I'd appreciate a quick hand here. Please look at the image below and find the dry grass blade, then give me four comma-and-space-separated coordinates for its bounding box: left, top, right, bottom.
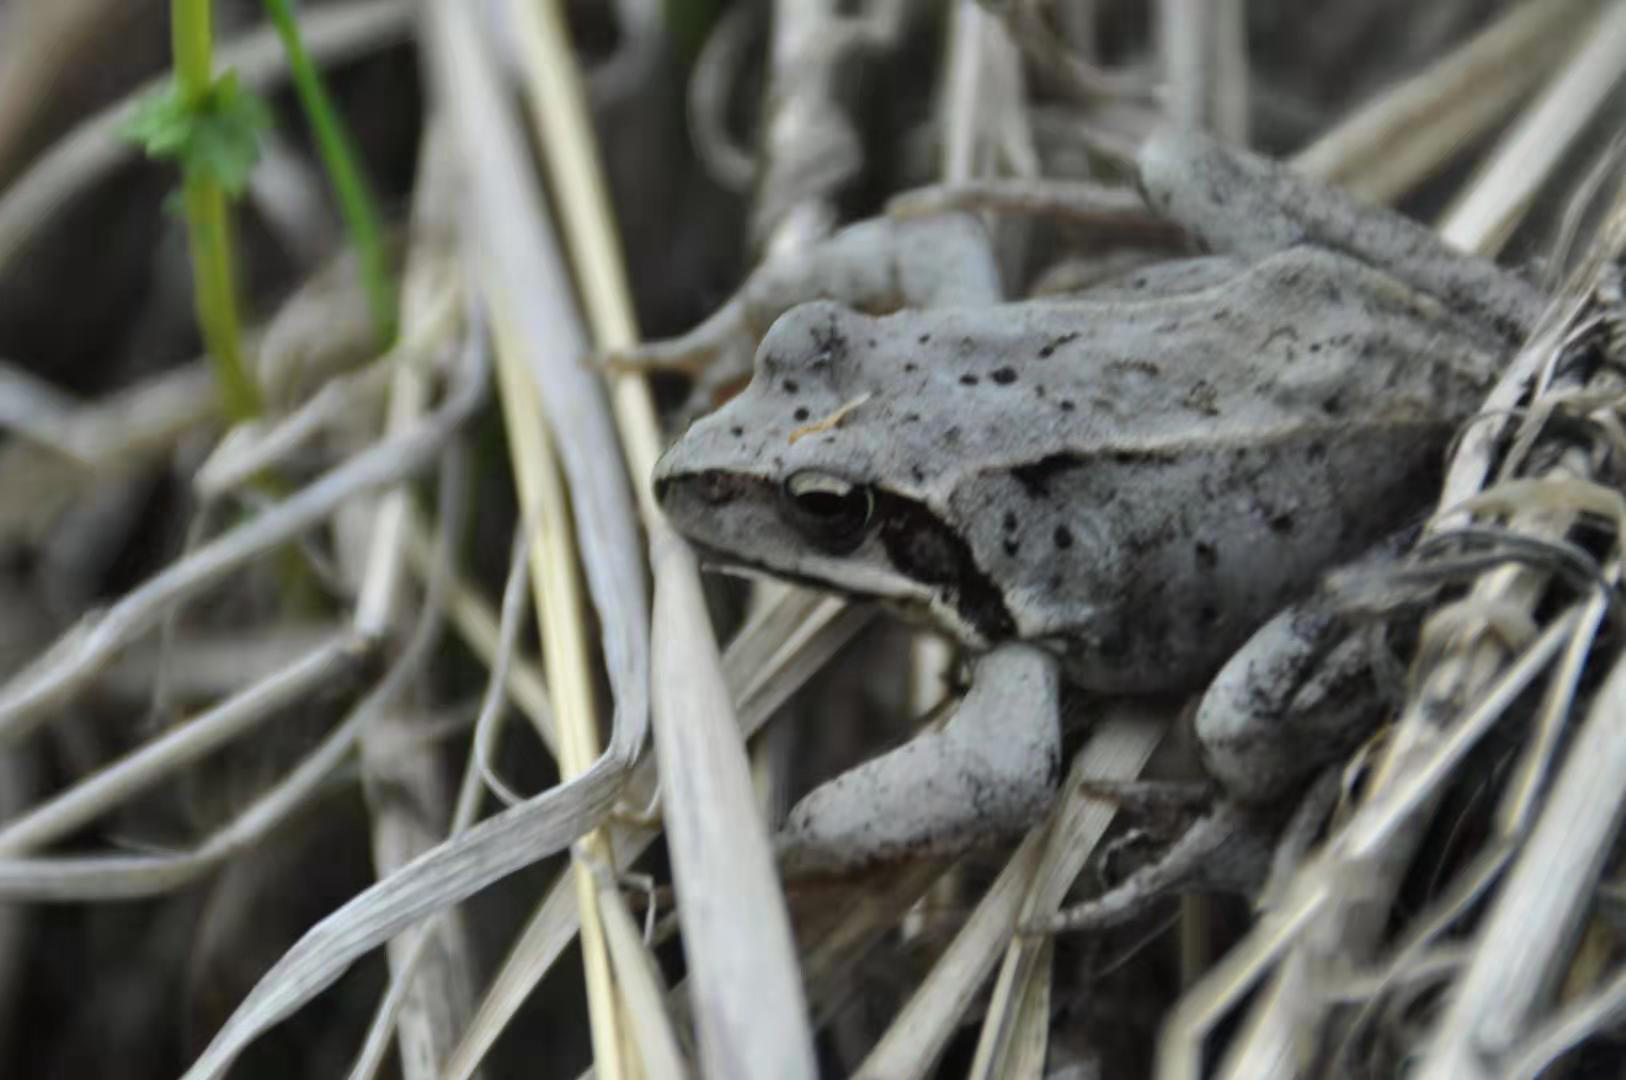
346, 132, 481, 1079
848, 711, 1164, 1080
0, 357, 214, 466
1156, 0, 1248, 143
487, 223, 628, 1078
1438, 0, 1626, 253
968, 708, 1168, 1077
401, 507, 556, 752
1418, 631, 1626, 1076
1291, 0, 1602, 201
0, 321, 485, 743
420, 0, 649, 796
854, 833, 1048, 1080
513, 0, 821, 1073
419, 6, 665, 1073
0, 632, 360, 857
441, 593, 867, 1080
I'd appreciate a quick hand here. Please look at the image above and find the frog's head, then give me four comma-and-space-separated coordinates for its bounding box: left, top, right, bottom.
654, 300, 1017, 647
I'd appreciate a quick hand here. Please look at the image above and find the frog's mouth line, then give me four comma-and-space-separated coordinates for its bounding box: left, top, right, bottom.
683, 540, 875, 601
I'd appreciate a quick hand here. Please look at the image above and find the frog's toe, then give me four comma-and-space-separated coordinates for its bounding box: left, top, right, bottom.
601, 334, 717, 378
1038, 800, 1280, 935
600, 298, 754, 380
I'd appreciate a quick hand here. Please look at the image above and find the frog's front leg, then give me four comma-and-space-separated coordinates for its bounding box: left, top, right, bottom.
1043, 592, 1397, 933
603, 213, 1002, 407
1136, 127, 1543, 337
776, 642, 1061, 877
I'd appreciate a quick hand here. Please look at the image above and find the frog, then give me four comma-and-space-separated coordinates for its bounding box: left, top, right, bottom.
637, 128, 1542, 911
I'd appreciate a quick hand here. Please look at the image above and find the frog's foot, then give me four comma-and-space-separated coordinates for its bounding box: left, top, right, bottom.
1039, 798, 1281, 935
776, 643, 1062, 878
1036, 767, 1342, 936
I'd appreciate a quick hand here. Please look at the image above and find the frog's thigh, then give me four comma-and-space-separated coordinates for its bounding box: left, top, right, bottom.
776, 642, 1061, 877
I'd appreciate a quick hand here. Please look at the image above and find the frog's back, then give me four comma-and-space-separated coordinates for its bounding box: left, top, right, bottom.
901, 246, 1510, 691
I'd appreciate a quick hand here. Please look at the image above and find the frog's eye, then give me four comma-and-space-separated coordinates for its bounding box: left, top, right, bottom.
781, 470, 875, 552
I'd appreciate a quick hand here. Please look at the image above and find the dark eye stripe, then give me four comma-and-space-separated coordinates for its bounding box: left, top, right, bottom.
875, 492, 1015, 642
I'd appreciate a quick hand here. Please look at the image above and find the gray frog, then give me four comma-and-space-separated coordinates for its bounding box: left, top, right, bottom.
641, 129, 1541, 912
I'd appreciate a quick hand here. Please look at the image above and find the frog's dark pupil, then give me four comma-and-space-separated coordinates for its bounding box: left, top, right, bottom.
781, 472, 874, 552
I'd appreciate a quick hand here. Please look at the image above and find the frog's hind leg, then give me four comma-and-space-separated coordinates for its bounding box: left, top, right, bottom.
601, 213, 1003, 410
776, 642, 1062, 877
1135, 126, 1543, 337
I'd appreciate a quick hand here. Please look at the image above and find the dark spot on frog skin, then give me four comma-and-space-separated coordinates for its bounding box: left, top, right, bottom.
1306, 440, 1327, 463
793, 406, 810, 422
910, 465, 925, 483
1309, 341, 1323, 353
730, 425, 745, 438
943, 427, 961, 446
1268, 511, 1296, 535
1198, 605, 1220, 627
918, 333, 932, 344
1036, 331, 1079, 359
1182, 380, 1220, 416
1002, 538, 1020, 557
1034, 384, 1047, 398
1320, 393, 1344, 416
1059, 399, 1076, 412
1194, 540, 1218, 567
1002, 511, 1018, 533
1108, 446, 1181, 466
867, 338, 878, 348
1108, 358, 1162, 378
783, 378, 800, 394
903, 412, 920, 423
1261, 325, 1298, 352
904, 362, 918, 373
1011, 453, 1084, 499
991, 367, 1018, 385
1054, 525, 1074, 550
960, 373, 980, 386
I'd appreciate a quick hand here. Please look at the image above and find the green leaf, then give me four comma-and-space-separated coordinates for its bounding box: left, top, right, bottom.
121, 71, 273, 196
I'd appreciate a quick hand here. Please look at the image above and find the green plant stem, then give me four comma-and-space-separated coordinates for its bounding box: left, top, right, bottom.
261, 0, 397, 345
173, 0, 214, 100
182, 172, 261, 420
171, 0, 261, 420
